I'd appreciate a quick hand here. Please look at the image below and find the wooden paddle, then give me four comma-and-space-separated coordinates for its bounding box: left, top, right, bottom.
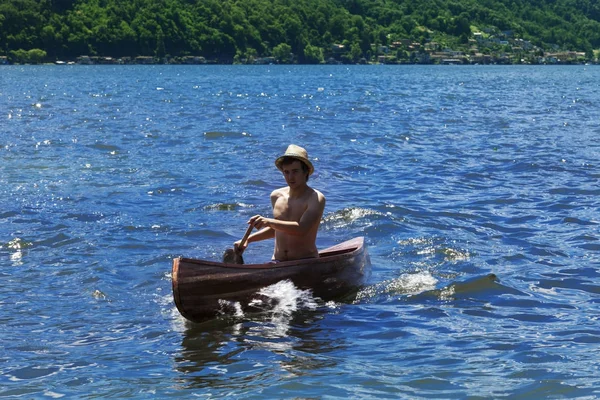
222, 223, 254, 264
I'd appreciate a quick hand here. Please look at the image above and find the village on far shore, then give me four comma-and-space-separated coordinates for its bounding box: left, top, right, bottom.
1, 29, 598, 66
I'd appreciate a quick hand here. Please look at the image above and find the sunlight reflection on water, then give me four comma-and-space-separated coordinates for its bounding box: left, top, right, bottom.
1, 65, 599, 398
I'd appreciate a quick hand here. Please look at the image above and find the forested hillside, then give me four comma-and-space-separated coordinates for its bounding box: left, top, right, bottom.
1, 0, 599, 64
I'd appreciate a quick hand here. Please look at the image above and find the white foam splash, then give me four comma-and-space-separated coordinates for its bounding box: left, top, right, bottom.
356, 271, 439, 301
439, 285, 456, 301
10, 250, 23, 265
398, 237, 471, 263
323, 207, 384, 229
398, 237, 432, 246
43, 391, 64, 399
389, 271, 438, 295
167, 280, 319, 330
245, 280, 318, 338
217, 299, 244, 318
442, 248, 471, 261
249, 279, 318, 317
8, 238, 25, 266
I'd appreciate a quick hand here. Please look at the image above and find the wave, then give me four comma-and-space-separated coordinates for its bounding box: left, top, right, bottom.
203, 202, 251, 211
203, 131, 251, 139
322, 207, 388, 230
193, 279, 321, 339
357, 273, 527, 306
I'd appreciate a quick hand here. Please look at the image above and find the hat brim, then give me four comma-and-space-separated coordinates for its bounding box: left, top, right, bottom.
275, 155, 314, 176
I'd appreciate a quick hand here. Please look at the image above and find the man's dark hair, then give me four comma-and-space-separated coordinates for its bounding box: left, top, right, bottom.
280, 157, 310, 181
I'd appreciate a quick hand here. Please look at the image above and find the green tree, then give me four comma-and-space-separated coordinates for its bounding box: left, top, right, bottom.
272, 43, 292, 63
40, 25, 58, 58
28, 48, 47, 63
9, 49, 28, 63
116, 21, 137, 57
0, 0, 597, 63
350, 42, 362, 62
156, 25, 166, 58
9, 48, 46, 63
303, 44, 323, 63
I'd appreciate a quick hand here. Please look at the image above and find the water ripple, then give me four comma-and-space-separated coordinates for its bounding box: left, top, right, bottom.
1, 65, 600, 398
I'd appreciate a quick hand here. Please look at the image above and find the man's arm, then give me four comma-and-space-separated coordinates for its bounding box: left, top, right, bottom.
247, 227, 275, 243
251, 191, 325, 236
233, 190, 281, 252
234, 226, 274, 252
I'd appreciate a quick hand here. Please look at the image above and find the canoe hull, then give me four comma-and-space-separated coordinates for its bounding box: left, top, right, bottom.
172, 237, 370, 323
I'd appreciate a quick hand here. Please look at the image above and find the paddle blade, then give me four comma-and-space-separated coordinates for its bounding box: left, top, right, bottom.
222, 248, 244, 264
223, 224, 253, 264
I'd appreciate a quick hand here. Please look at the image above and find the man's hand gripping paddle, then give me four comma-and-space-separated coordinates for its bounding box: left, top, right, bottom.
222, 224, 253, 264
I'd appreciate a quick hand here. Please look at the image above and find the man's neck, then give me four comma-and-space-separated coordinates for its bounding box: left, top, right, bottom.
288, 184, 309, 198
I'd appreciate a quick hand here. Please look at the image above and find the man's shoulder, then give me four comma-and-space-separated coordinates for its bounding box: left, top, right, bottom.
308, 185, 324, 197
270, 187, 288, 197
308, 187, 326, 205
311, 187, 324, 197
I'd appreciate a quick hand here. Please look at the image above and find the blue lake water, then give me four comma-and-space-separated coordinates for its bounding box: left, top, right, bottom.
1, 64, 599, 398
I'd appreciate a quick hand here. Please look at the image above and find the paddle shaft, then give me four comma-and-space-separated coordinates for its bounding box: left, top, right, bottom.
238, 223, 254, 254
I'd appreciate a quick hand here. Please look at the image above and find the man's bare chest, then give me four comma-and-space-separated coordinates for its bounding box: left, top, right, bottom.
273, 197, 307, 221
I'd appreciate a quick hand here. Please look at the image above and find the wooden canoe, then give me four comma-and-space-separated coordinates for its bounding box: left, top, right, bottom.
172, 236, 371, 323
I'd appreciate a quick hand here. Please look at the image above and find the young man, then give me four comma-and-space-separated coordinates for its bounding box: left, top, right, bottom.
234, 144, 326, 261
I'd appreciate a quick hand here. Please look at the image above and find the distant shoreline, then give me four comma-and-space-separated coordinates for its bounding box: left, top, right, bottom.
2, 52, 598, 66
2, 60, 597, 66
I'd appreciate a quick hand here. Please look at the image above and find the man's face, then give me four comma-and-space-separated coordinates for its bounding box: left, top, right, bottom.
281, 160, 307, 187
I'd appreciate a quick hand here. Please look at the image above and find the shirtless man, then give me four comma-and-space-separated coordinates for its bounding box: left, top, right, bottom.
234, 144, 326, 261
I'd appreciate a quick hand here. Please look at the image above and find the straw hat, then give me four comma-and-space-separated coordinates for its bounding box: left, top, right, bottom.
275, 144, 314, 176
